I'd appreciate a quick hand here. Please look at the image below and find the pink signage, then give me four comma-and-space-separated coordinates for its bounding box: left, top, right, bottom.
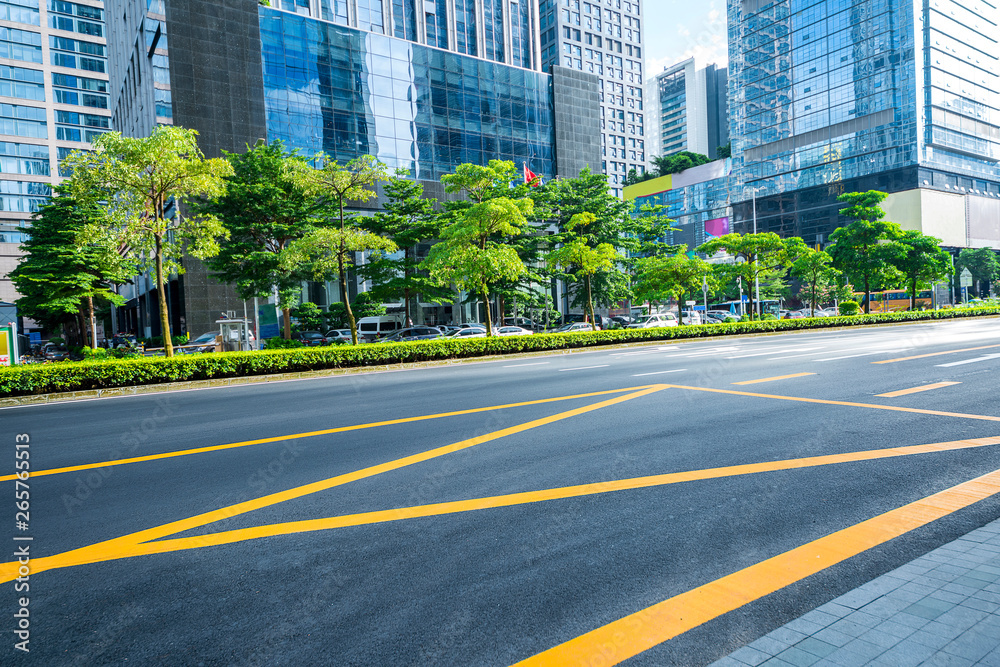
705, 217, 730, 238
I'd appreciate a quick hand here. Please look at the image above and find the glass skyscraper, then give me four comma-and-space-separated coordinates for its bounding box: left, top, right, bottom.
646, 58, 730, 160
728, 0, 1000, 249
0, 0, 110, 305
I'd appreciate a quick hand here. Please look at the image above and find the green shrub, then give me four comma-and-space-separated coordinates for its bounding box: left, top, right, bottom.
2, 306, 998, 397
263, 337, 304, 349
839, 301, 860, 316
142, 334, 189, 348
80, 347, 109, 361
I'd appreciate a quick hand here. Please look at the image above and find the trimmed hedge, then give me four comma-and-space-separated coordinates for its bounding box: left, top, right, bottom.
3, 306, 998, 397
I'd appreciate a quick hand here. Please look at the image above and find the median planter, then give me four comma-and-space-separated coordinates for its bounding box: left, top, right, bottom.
3, 306, 998, 398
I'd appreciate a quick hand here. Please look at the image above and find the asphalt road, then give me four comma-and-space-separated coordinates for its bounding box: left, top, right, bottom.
4, 317, 1000, 665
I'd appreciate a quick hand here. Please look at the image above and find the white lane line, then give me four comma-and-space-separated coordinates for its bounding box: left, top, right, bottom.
768, 350, 831, 360
610, 351, 661, 357
936, 353, 1000, 368
676, 347, 740, 357
559, 365, 611, 372
725, 347, 821, 359
503, 362, 550, 368
818, 351, 893, 362
632, 369, 687, 377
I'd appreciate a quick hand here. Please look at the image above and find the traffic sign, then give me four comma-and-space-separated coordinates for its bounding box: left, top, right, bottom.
960, 268, 973, 288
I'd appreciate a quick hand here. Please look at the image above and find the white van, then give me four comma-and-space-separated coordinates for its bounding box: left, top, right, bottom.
627, 313, 678, 329
358, 315, 404, 342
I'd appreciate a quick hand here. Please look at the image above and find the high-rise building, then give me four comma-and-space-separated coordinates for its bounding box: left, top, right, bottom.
645, 58, 729, 161
727, 0, 1000, 250
539, 0, 645, 197
0, 0, 110, 305
104, 0, 601, 336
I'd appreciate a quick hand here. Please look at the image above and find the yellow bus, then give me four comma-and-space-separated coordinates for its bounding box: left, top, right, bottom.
854, 289, 932, 312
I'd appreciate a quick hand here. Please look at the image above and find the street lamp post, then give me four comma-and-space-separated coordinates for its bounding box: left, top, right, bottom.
752, 187, 761, 317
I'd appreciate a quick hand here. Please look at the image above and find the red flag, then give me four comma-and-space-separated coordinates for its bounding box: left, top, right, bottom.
523, 163, 540, 187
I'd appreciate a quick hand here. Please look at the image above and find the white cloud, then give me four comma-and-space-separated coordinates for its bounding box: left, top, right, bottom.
644, 2, 729, 74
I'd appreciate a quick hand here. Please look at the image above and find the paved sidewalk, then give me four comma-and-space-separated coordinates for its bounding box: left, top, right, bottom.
711, 518, 1000, 667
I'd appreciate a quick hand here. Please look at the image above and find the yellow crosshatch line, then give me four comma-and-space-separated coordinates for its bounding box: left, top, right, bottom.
877, 382, 961, 398
664, 384, 1000, 422
3, 429, 999, 581
512, 466, 1000, 667
873, 343, 1000, 364
0, 386, 654, 483
732, 372, 816, 385
0, 385, 667, 583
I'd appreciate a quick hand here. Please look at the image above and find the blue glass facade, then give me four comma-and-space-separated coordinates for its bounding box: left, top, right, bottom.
626, 164, 733, 249
727, 0, 1000, 246
259, 8, 554, 182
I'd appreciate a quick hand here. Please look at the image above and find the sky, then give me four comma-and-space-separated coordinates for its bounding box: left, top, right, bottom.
643, 1, 728, 76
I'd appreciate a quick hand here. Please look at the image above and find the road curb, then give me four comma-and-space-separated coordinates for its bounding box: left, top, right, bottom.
4, 314, 996, 407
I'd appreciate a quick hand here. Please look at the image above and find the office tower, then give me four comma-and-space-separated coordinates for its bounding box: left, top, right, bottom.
728, 0, 1000, 250
104, 0, 601, 336
539, 0, 646, 197
0, 0, 110, 306
646, 58, 729, 160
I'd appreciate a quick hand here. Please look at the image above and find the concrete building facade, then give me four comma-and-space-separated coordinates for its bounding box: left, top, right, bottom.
0, 0, 111, 307
539, 0, 645, 197
645, 58, 729, 161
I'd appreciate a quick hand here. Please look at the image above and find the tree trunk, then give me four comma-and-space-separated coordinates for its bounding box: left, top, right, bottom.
746, 264, 756, 321
339, 199, 357, 345
910, 277, 917, 310
811, 275, 817, 317
482, 285, 493, 335
863, 275, 871, 314
586, 274, 596, 331
75, 309, 86, 347
404, 247, 413, 326
87, 294, 98, 349
283, 307, 291, 339
154, 234, 173, 357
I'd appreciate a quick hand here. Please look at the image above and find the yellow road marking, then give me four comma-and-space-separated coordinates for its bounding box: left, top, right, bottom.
0, 385, 666, 583
0, 387, 650, 483
873, 344, 1000, 365
6, 432, 998, 577
877, 382, 962, 398
667, 384, 1000, 422
732, 372, 816, 385
513, 466, 1000, 666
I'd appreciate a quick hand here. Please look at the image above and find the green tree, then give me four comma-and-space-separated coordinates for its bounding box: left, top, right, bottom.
423, 161, 534, 335
289, 302, 325, 331
827, 191, 904, 313
545, 167, 636, 311
546, 213, 618, 331
716, 143, 732, 159
698, 233, 803, 319
285, 154, 394, 344
634, 246, 716, 317
652, 151, 711, 176
64, 126, 233, 356
894, 231, 951, 309
355, 171, 448, 325
790, 247, 839, 316
195, 140, 323, 340
956, 247, 999, 299
10, 189, 130, 347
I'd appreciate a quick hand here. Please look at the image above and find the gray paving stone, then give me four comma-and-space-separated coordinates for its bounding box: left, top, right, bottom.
750, 636, 792, 657
769, 627, 809, 646
816, 602, 854, 619
889, 588, 933, 604
904, 602, 949, 621
839, 638, 886, 661
943, 582, 983, 598
891, 612, 931, 630
865, 639, 937, 667
774, 646, 821, 667
784, 617, 828, 637
759, 658, 796, 667
822, 646, 879, 667
972, 590, 1000, 605
813, 627, 855, 648
975, 647, 1000, 666
941, 630, 996, 663
848, 610, 887, 628
872, 619, 919, 640
861, 596, 912, 618
917, 651, 975, 666
959, 597, 999, 614
857, 627, 903, 649
795, 637, 838, 659
708, 657, 745, 667
900, 582, 941, 598
934, 606, 988, 632
800, 609, 842, 629
952, 576, 992, 590
730, 646, 772, 666
910, 627, 954, 650
828, 618, 873, 638
932, 589, 973, 604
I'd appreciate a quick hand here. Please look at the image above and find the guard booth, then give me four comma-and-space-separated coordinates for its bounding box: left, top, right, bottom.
0, 324, 17, 366
215, 318, 252, 352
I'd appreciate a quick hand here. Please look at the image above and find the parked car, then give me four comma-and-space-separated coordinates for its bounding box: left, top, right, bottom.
182, 331, 221, 353
680, 310, 703, 325
552, 321, 598, 333
446, 326, 488, 338
437, 325, 462, 334
503, 317, 540, 331
292, 331, 330, 346
781, 311, 805, 319
609, 316, 633, 327
43, 343, 70, 361
379, 326, 443, 342
358, 315, 405, 342
627, 313, 678, 328
496, 326, 534, 336
325, 329, 355, 343
563, 313, 607, 329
